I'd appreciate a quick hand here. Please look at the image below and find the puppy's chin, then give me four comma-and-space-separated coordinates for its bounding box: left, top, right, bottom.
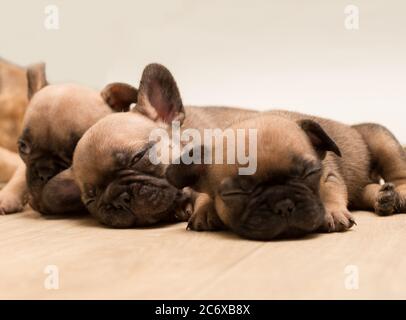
88, 172, 184, 228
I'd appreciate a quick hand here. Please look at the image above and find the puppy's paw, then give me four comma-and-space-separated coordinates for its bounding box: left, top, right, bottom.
187, 206, 224, 232
321, 206, 355, 232
0, 190, 25, 215
374, 183, 398, 216
174, 187, 196, 222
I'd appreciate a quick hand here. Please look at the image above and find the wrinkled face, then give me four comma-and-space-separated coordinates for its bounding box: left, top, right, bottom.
216, 157, 325, 240
73, 113, 187, 227
209, 116, 341, 240
166, 115, 341, 240
18, 84, 112, 214
73, 63, 190, 227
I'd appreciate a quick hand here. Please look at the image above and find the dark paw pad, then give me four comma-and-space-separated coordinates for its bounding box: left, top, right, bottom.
375, 183, 398, 216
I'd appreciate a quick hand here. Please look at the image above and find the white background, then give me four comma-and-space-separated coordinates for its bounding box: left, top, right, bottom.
1, 0, 405, 141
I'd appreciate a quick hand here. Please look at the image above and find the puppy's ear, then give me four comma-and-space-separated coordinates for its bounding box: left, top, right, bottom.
298, 119, 341, 158
26, 62, 47, 100
166, 145, 208, 189
135, 63, 185, 124
101, 82, 138, 112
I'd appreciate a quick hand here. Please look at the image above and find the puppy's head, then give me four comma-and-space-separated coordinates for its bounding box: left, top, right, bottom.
73, 63, 187, 227
18, 64, 136, 214
167, 114, 341, 240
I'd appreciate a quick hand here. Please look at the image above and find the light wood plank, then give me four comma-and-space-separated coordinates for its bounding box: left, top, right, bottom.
195, 212, 406, 299
0, 210, 405, 299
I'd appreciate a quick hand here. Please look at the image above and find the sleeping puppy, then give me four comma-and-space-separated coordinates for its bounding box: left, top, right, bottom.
0, 64, 138, 215
166, 111, 406, 240
72, 63, 257, 227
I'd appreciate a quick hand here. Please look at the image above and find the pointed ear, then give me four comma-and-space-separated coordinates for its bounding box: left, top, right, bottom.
298, 119, 341, 159
135, 63, 185, 124
27, 62, 47, 100
166, 145, 208, 189
101, 82, 138, 112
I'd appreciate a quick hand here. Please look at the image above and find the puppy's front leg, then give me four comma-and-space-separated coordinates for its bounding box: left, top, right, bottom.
172, 187, 195, 222
187, 192, 225, 231
319, 169, 355, 232
0, 161, 28, 214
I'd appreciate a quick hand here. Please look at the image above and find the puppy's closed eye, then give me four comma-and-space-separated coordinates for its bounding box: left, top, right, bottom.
220, 189, 251, 197
219, 176, 256, 198
302, 166, 322, 179
130, 143, 154, 166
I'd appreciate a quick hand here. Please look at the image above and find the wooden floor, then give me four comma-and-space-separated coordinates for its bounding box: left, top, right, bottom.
0, 209, 406, 300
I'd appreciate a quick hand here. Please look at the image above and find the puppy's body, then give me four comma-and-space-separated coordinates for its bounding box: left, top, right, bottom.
273, 111, 406, 216
183, 106, 257, 131
167, 110, 406, 240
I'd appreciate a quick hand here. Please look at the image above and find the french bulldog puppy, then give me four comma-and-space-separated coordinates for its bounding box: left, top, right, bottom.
72, 63, 257, 227
166, 111, 406, 240
0, 63, 138, 215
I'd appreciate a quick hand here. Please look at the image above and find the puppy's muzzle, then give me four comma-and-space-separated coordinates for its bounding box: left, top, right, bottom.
273, 198, 295, 217
225, 184, 325, 240
91, 171, 182, 228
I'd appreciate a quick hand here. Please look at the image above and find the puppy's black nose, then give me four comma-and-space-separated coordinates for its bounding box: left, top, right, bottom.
273, 199, 295, 216
37, 168, 54, 182
111, 192, 131, 210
